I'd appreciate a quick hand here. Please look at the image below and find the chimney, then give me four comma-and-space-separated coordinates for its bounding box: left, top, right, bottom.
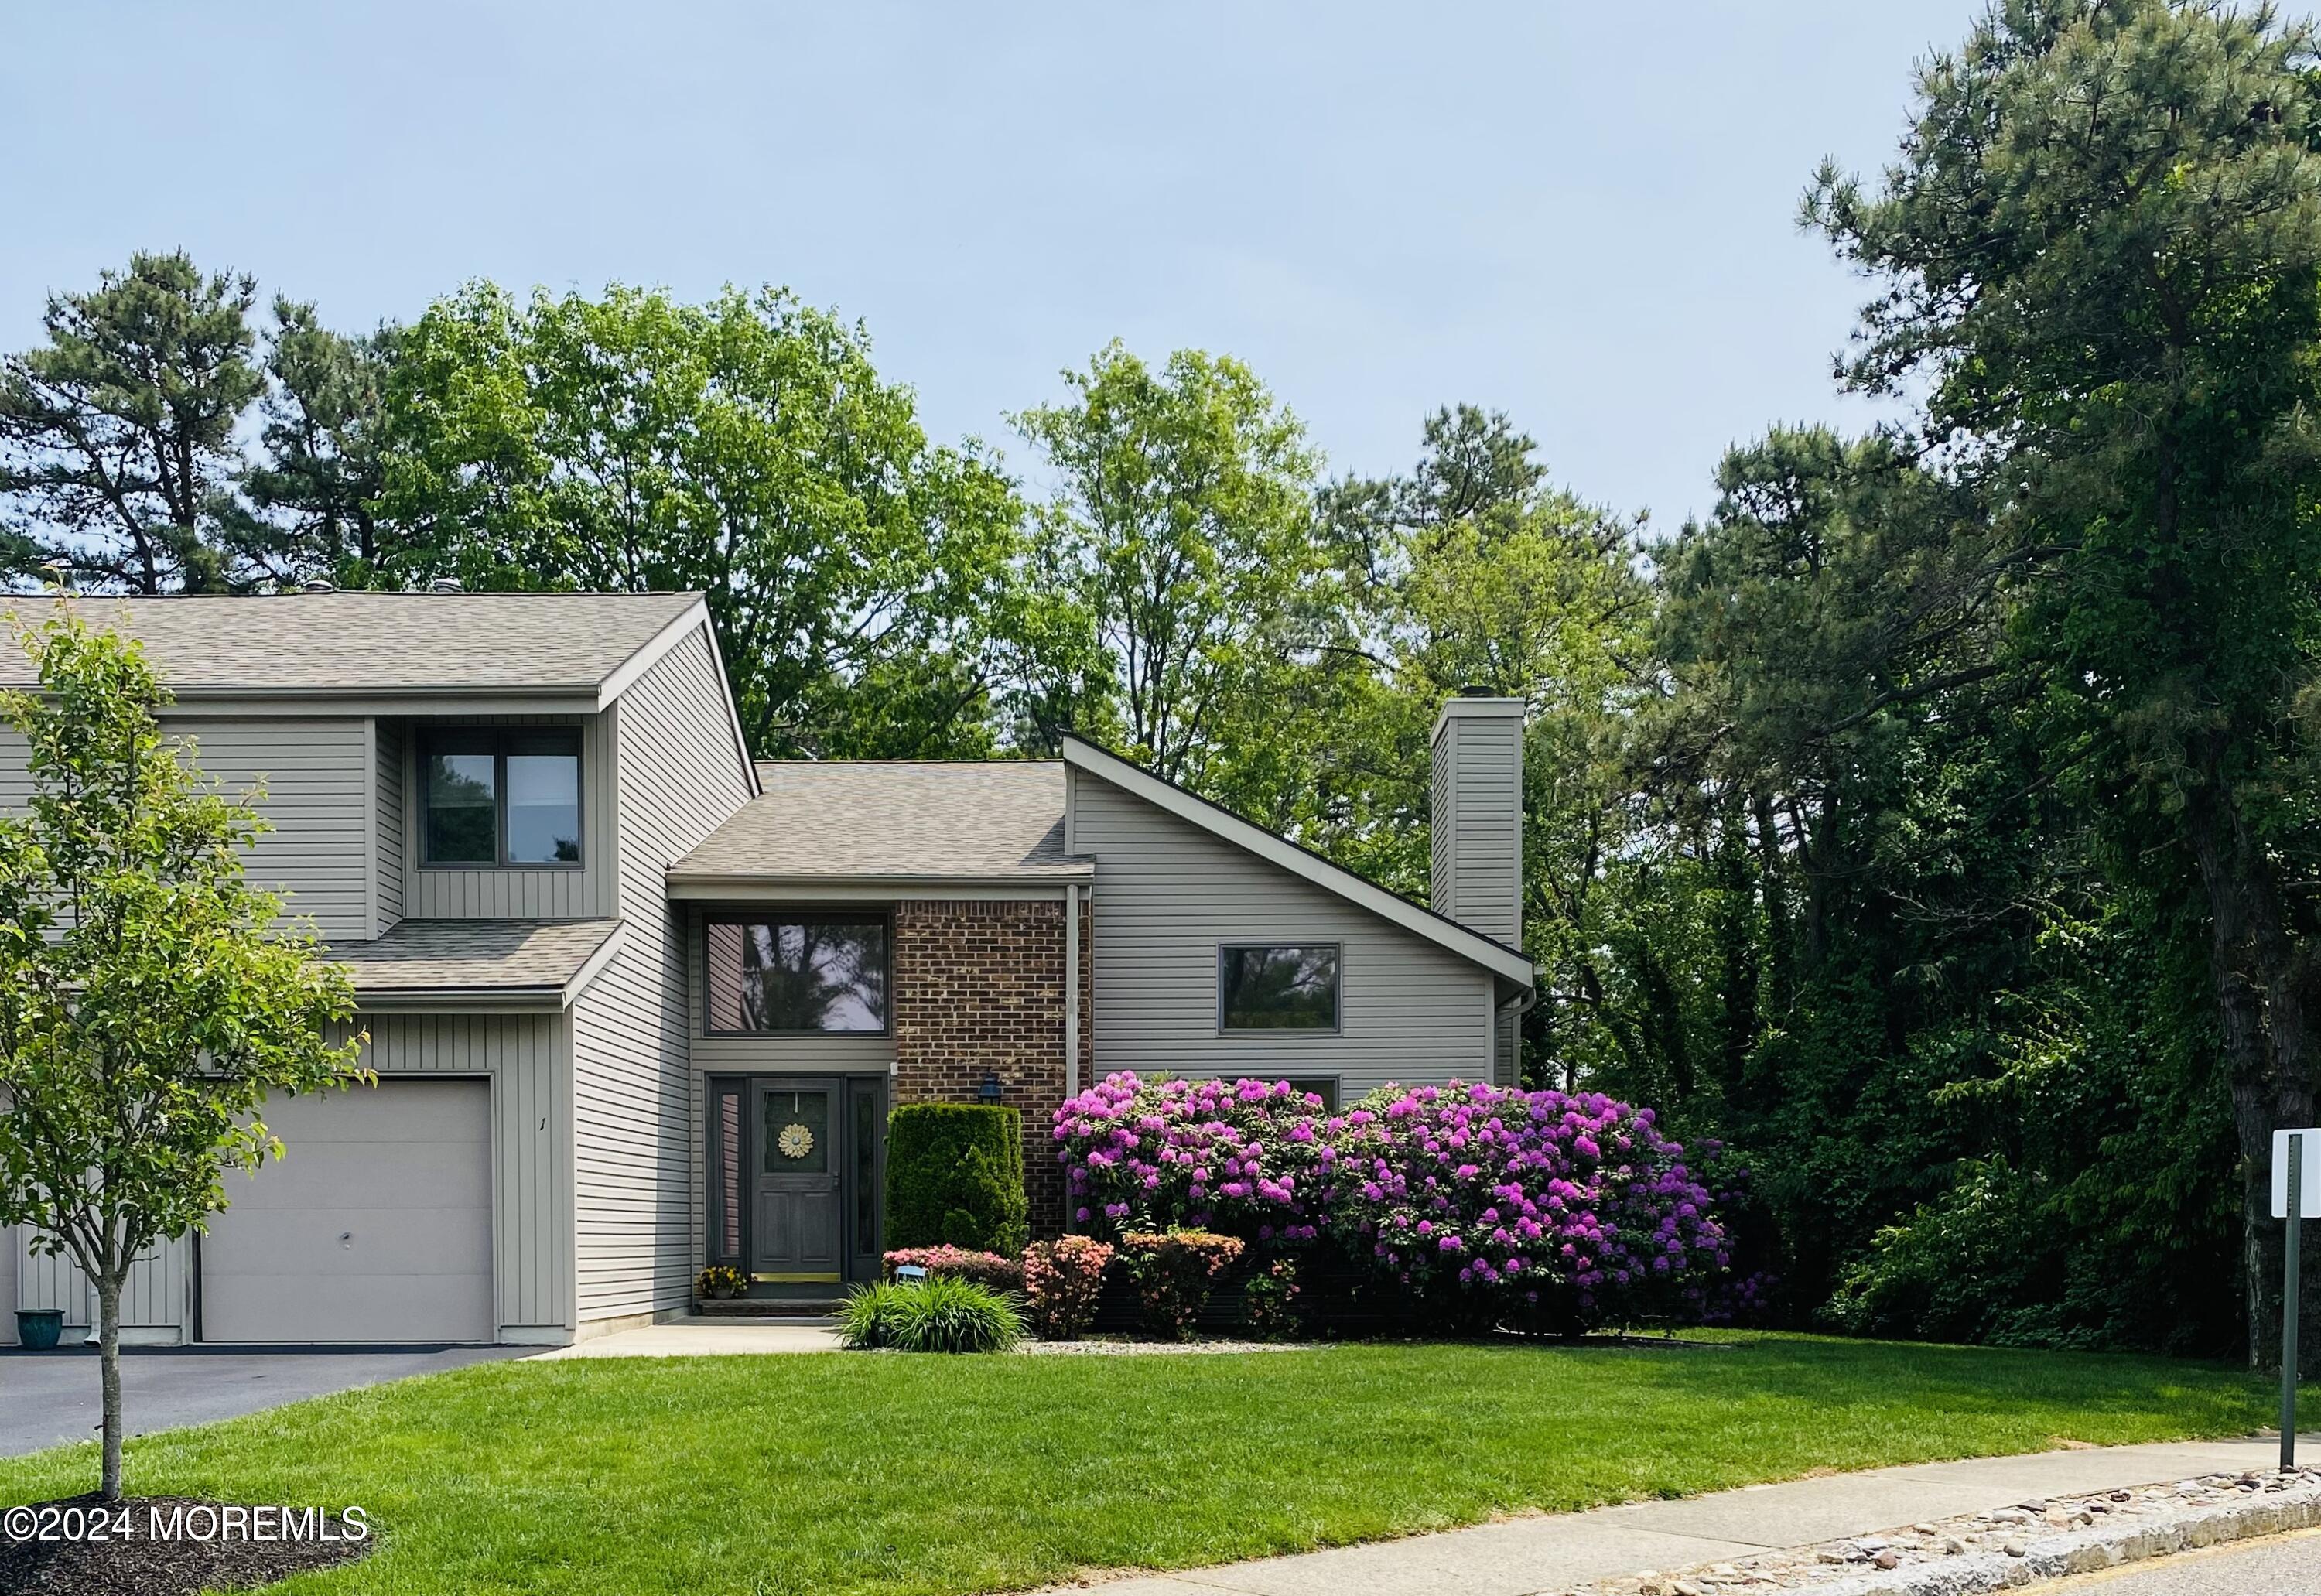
1430, 691, 1524, 948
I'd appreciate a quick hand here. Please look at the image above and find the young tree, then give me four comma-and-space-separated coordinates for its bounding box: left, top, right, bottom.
0, 252, 265, 593
0, 607, 366, 1500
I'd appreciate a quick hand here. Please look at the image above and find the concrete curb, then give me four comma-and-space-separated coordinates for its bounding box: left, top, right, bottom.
1806, 1489, 2321, 1596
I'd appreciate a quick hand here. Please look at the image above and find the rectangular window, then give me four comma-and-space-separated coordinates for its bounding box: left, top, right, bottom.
1280, 1076, 1342, 1111
706, 918, 890, 1034
1219, 944, 1341, 1034
421, 729, 582, 866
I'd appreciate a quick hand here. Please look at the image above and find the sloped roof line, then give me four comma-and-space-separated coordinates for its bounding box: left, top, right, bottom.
1059, 735, 1534, 991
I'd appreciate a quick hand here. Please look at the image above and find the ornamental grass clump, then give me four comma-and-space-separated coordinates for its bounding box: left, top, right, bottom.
1021, 1235, 1113, 1341
883, 1246, 1024, 1291
1120, 1229, 1243, 1339
840, 1276, 1024, 1352
1051, 1073, 1328, 1242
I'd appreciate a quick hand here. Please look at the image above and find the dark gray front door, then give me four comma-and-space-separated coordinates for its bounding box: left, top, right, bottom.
750, 1081, 842, 1282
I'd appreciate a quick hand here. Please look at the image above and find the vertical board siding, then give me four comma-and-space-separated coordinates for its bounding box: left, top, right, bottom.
1, 719, 371, 942
339, 1012, 569, 1331
375, 719, 405, 931
1072, 765, 1497, 1096
12, 1230, 184, 1331
403, 715, 614, 919
571, 630, 752, 1322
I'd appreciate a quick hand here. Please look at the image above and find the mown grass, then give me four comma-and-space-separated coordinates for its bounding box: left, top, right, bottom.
0, 1332, 2300, 1596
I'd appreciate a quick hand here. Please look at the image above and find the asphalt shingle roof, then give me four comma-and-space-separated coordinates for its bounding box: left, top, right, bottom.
671, 760, 1086, 883
326, 918, 622, 996
0, 592, 703, 693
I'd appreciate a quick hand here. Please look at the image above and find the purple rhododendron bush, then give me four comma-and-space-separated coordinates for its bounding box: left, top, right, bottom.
1054, 1071, 1756, 1335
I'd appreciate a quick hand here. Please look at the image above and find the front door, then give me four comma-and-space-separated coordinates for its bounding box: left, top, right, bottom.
750, 1080, 842, 1283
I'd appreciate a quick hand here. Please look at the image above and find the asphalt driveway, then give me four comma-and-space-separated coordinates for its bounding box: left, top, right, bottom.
0, 1344, 531, 1458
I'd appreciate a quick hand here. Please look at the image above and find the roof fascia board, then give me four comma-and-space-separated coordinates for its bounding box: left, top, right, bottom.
668, 877, 1081, 902
596, 600, 761, 798
353, 989, 567, 1013
559, 923, 629, 1007
159, 692, 602, 719
1059, 736, 1534, 989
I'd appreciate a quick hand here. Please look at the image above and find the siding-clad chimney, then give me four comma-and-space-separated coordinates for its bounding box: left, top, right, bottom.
1430, 692, 1524, 946
1432, 692, 1526, 1085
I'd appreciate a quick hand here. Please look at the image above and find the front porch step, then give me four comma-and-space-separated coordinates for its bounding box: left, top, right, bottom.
693, 1298, 845, 1319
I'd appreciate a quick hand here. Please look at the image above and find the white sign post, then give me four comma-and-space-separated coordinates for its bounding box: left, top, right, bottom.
2273, 1128, 2321, 1469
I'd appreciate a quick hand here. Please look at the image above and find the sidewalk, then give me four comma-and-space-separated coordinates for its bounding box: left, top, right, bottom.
528, 1317, 844, 1358
1065, 1436, 2312, 1596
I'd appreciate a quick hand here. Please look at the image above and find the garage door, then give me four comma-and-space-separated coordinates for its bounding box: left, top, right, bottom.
200, 1079, 493, 1344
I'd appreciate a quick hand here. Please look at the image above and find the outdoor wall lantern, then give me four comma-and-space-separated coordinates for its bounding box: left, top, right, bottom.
977, 1073, 1005, 1102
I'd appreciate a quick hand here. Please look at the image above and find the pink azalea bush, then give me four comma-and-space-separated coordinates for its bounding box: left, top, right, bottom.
882, 1246, 1024, 1291
1052, 1071, 1749, 1333
1020, 1235, 1113, 1340
1052, 1074, 1328, 1243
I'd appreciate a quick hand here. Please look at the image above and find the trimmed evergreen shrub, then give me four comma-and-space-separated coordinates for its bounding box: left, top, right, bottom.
886, 1102, 1029, 1254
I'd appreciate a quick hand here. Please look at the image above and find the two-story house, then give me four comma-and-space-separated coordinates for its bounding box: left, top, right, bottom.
1, 591, 1531, 1347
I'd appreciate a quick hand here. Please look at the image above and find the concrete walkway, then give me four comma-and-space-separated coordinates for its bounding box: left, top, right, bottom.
528, 1317, 844, 1358
1071, 1436, 2313, 1596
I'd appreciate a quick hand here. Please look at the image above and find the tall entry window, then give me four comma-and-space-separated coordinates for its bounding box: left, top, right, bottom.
706, 917, 890, 1034
422, 730, 583, 866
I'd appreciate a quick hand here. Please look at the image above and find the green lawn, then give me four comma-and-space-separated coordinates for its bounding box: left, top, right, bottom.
0, 1333, 2301, 1596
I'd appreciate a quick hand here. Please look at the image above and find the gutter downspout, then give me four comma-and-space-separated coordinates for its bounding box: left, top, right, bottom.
1063, 883, 1081, 1101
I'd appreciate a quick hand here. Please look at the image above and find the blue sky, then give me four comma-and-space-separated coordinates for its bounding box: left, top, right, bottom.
1, 3, 1984, 528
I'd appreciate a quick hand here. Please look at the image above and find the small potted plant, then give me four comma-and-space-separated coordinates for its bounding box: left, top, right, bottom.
696, 1265, 748, 1301
14, 1307, 65, 1351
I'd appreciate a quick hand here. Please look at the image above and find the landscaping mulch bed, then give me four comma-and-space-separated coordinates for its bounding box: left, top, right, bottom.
1018, 1336, 1323, 1355
0, 1494, 371, 1595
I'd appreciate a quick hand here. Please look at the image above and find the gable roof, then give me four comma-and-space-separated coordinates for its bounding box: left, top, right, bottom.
1061, 735, 1534, 992
668, 760, 1088, 888
0, 590, 706, 696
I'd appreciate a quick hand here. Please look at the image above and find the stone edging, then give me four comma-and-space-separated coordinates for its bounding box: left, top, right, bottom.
1600, 1468, 2321, 1596
1810, 1487, 2321, 1594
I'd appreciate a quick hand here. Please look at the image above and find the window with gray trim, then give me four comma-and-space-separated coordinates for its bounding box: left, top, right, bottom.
1219, 944, 1341, 1033
706, 917, 890, 1034
422, 729, 582, 866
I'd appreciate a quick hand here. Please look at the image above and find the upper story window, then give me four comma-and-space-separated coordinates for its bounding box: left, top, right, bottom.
422, 729, 583, 867
706, 916, 890, 1034
1219, 943, 1341, 1034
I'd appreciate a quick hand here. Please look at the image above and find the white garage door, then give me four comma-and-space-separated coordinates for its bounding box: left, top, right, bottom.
200, 1079, 494, 1344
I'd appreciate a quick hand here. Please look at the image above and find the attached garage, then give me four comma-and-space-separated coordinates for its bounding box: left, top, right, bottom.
199, 1079, 494, 1345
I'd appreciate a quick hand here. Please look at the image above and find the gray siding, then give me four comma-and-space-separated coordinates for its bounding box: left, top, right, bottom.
374, 719, 405, 931
12, 1229, 186, 1333
345, 1013, 571, 1333
402, 715, 615, 919
0, 718, 372, 942
1072, 766, 1497, 1098
1428, 707, 1523, 946
0, 1225, 12, 1343
570, 630, 752, 1323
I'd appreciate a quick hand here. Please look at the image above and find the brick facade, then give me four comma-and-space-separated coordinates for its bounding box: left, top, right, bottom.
891, 895, 1094, 1235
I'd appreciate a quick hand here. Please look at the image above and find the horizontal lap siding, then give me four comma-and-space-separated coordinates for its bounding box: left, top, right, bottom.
173, 719, 372, 942
1, 719, 371, 943
337, 1013, 569, 1332
573, 631, 751, 1323
1073, 767, 1495, 1099
1438, 713, 1523, 945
